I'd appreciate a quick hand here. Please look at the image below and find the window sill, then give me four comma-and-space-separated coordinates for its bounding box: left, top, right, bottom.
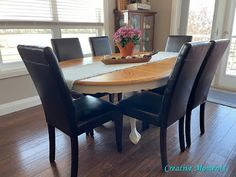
0, 53, 91, 80
0, 65, 28, 79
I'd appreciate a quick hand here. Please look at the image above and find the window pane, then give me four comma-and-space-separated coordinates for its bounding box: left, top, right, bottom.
0, 0, 105, 65
187, 0, 215, 41
0, 0, 52, 21
56, 0, 104, 23
61, 29, 100, 55
0, 29, 52, 63
226, 10, 236, 76
0, 0, 104, 23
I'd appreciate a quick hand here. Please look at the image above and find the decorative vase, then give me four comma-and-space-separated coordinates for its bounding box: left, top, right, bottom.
117, 41, 134, 57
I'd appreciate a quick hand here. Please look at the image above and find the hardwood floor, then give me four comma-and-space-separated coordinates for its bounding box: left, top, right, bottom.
1, 102, 236, 177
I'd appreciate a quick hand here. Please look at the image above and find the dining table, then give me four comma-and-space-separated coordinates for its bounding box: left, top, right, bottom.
60, 52, 178, 144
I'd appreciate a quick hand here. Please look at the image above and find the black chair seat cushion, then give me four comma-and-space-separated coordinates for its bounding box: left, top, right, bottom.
87, 92, 108, 98
150, 86, 166, 95
74, 95, 118, 122
119, 92, 163, 126
71, 90, 84, 99
71, 89, 108, 99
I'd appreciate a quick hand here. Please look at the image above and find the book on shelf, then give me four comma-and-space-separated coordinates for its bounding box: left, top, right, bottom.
127, 3, 151, 10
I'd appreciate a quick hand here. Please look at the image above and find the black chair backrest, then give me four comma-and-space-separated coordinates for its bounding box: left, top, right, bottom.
165, 35, 192, 52
161, 42, 211, 128
188, 39, 230, 109
89, 36, 112, 56
51, 38, 83, 61
17, 45, 76, 136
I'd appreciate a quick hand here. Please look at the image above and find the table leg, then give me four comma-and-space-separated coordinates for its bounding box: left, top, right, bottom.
129, 118, 141, 144
123, 92, 141, 144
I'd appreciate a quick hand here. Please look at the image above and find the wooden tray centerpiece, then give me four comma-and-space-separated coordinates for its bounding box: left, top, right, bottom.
101, 52, 158, 65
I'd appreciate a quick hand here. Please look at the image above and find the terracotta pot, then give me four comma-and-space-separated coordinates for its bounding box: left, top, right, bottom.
117, 42, 134, 57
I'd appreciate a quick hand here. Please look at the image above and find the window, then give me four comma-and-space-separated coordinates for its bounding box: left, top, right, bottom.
0, 0, 104, 65
186, 0, 215, 41
226, 10, 236, 76
56, 0, 104, 23
61, 28, 102, 55
0, 29, 52, 63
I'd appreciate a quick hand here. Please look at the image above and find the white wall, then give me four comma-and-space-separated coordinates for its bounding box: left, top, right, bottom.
0, 75, 37, 105
150, 0, 172, 50
104, 0, 116, 50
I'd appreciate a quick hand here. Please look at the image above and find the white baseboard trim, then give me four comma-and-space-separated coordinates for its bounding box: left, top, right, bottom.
0, 96, 41, 117
210, 87, 236, 95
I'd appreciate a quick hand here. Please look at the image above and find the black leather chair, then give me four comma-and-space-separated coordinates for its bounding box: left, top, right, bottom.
165, 35, 193, 52
142, 35, 193, 131
89, 36, 112, 56
119, 41, 211, 170
17, 45, 123, 177
89, 36, 122, 102
185, 39, 230, 147
51, 38, 84, 61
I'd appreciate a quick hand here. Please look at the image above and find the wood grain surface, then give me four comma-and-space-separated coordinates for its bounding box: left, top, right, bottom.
60, 55, 177, 86
1, 102, 236, 177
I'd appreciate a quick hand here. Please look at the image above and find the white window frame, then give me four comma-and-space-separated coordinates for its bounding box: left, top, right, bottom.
170, 0, 236, 90
0, 0, 107, 78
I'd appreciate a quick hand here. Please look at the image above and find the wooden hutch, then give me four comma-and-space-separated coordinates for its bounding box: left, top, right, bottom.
114, 10, 157, 52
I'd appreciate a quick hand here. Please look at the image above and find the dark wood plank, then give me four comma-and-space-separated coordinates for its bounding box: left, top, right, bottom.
0, 102, 236, 177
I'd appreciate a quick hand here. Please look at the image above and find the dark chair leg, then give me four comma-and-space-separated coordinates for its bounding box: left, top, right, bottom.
86, 129, 94, 137
179, 117, 185, 152
89, 129, 94, 137
109, 94, 115, 103
200, 103, 206, 135
117, 93, 122, 102
70, 136, 79, 177
185, 110, 192, 147
142, 121, 150, 131
114, 116, 123, 152
48, 124, 55, 162
160, 128, 168, 171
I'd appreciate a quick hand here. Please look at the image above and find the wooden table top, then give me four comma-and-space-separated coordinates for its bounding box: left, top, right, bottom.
59, 54, 177, 86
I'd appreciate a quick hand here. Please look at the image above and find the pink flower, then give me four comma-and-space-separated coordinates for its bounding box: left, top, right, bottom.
113, 26, 142, 47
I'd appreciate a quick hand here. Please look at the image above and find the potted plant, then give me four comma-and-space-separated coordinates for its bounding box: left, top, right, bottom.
113, 26, 142, 57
